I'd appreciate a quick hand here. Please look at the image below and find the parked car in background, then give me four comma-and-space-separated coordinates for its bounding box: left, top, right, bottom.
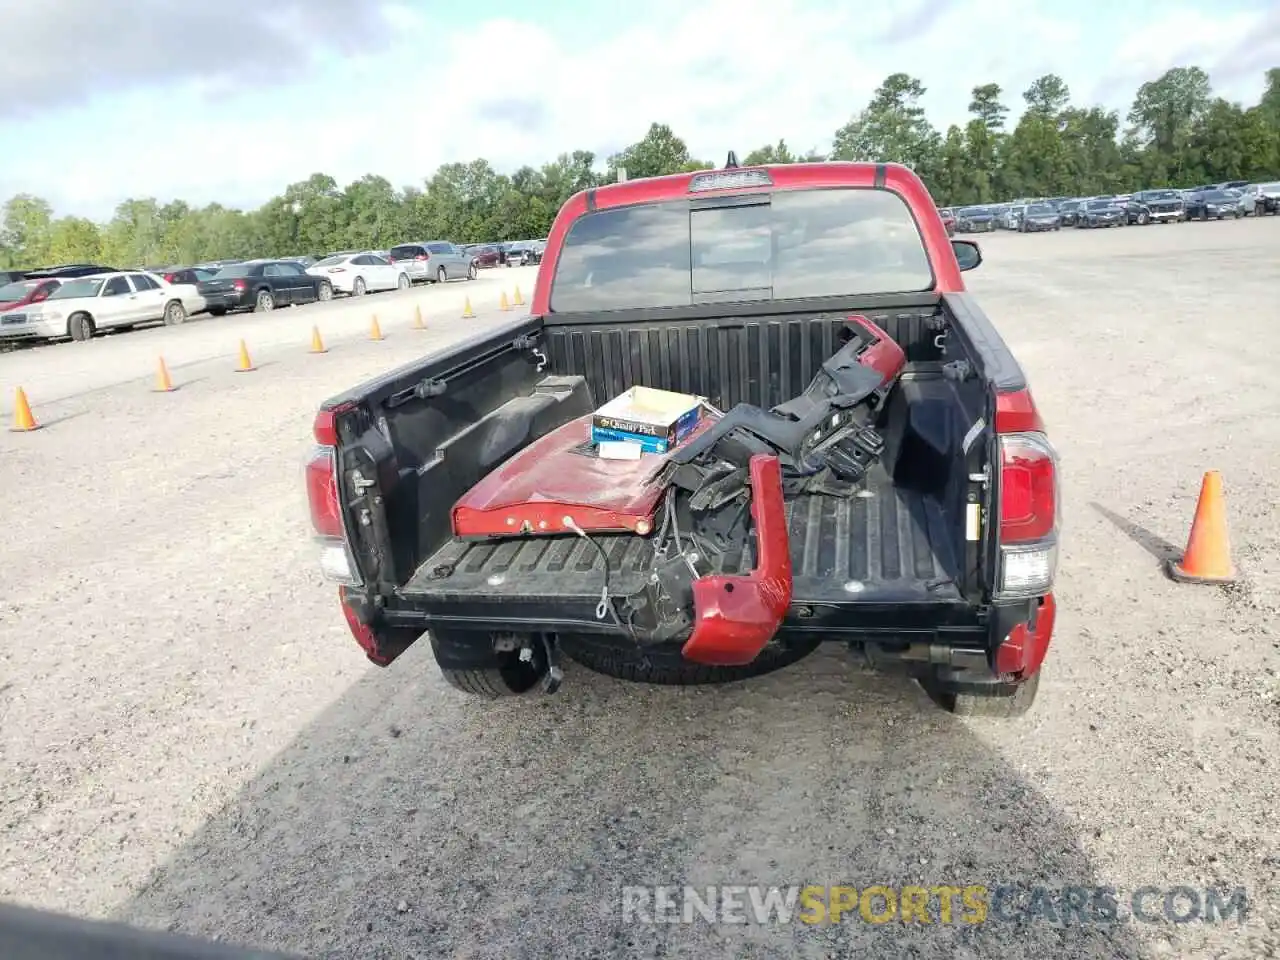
196, 259, 335, 315
306, 252, 411, 296
1221, 188, 1251, 217
505, 241, 544, 266
0, 270, 30, 285
0, 278, 63, 341
936, 207, 956, 236
1183, 189, 1242, 221
463, 244, 502, 268
162, 266, 219, 286
1019, 203, 1061, 232
1244, 181, 1280, 215
998, 204, 1026, 230
1077, 198, 1125, 228
956, 206, 996, 232
1125, 189, 1185, 224
387, 241, 478, 284
1056, 199, 1084, 227
11, 271, 196, 341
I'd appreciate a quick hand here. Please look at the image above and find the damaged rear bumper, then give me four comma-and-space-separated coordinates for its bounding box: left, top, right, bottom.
680, 455, 793, 666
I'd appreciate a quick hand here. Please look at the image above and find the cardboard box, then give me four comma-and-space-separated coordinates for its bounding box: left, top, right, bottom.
591, 386, 704, 455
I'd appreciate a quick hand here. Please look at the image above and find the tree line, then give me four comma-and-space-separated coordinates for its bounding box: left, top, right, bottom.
2, 65, 1277, 271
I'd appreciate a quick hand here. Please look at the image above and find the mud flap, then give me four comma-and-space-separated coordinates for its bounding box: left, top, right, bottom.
680, 455, 794, 667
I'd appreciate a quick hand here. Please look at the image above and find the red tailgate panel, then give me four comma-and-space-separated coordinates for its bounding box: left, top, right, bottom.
451, 414, 714, 538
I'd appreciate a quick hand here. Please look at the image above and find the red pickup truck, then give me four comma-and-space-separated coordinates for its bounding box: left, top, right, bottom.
306, 160, 1060, 718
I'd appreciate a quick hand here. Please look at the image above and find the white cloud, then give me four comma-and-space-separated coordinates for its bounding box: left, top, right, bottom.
5, 0, 1274, 219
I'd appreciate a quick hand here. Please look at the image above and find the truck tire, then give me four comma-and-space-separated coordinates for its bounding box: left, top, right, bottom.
921, 668, 1042, 718
558, 634, 823, 686
430, 630, 546, 697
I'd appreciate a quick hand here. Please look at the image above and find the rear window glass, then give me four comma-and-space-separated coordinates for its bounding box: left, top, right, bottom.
314, 256, 346, 268
214, 263, 258, 278
390, 246, 423, 258
550, 188, 933, 313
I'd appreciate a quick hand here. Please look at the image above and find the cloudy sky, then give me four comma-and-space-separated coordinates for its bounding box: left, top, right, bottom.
1, 0, 1276, 219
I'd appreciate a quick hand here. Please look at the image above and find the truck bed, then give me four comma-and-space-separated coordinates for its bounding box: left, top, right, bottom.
400, 464, 964, 610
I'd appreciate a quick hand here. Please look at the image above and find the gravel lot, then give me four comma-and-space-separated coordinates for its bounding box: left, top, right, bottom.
1, 223, 1278, 960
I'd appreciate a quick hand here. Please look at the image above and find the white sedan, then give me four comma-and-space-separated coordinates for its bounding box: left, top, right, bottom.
12, 271, 200, 342
306, 252, 411, 296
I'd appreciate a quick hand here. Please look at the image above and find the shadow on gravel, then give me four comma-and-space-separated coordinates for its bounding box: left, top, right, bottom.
116, 647, 1147, 960
1091, 501, 1180, 565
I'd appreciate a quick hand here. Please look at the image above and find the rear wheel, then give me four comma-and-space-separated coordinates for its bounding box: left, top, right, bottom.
352, 277, 366, 297
397, 272, 410, 290
317, 281, 333, 302
255, 289, 274, 312
1138, 211, 1149, 225
430, 630, 547, 697
436, 266, 447, 284
558, 633, 823, 686
922, 669, 1042, 718
67, 312, 95, 341
467, 262, 478, 280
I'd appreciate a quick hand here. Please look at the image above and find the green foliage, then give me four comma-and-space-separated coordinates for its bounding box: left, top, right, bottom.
1, 65, 1277, 270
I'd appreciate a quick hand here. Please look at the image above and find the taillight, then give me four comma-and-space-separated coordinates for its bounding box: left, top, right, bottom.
232, 279, 246, 291
164, 273, 176, 283
1000, 433, 1057, 542
305, 447, 343, 539
415, 253, 428, 261
305, 409, 361, 586
993, 390, 1059, 600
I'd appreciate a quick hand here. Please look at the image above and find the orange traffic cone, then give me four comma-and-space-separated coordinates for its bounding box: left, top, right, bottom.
513, 285, 524, 306
1166, 471, 1237, 584
153, 356, 175, 392
369, 315, 384, 341
412, 305, 426, 330
500, 291, 511, 311
309, 326, 327, 353
462, 297, 475, 319
9, 386, 39, 432
235, 339, 255, 372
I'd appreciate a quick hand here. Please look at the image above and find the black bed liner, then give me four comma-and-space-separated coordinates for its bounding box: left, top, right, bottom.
400, 466, 964, 610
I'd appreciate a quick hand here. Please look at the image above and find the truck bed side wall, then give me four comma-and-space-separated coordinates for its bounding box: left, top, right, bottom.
334, 317, 592, 588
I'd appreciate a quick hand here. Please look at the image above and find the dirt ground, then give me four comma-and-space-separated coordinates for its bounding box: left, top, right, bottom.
0, 222, 1277, 960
